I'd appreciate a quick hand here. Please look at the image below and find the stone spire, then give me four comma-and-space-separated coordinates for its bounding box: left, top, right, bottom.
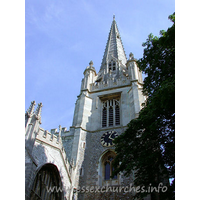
99, 16, 127, 73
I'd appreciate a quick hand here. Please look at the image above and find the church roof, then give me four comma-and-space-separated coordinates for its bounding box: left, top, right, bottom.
99, 16, 127, 72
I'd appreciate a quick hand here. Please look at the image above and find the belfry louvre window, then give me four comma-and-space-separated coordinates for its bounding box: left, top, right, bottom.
115, 103, 120, 125
108, 61, 116, 71
109, 106, 113, 126
102, 105, 107, 127
102, 99, 120, 127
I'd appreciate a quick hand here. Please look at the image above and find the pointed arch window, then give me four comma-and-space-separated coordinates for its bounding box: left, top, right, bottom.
105, 162, 110, 180
102, 102, 107, 127
115, 102, 120, 125
103, 154, 117, 180
109, 106, 113, 126
102, 99, 120, 127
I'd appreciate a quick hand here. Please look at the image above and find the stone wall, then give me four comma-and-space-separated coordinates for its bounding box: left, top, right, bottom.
75, 127, 135, 200
25, 121, 73, 200
31, 140, 73, 199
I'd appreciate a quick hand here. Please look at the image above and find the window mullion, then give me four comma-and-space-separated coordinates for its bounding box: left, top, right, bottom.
107, 100, 109, 127
113, 100, 116, 126
110, 161, 112, 180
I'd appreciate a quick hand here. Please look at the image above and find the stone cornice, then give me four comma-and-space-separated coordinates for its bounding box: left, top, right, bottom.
69, 125, 128, 133
90, 83, 132, 93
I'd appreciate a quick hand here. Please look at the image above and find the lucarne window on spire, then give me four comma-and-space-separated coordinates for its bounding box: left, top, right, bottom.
108, 61, 116, 71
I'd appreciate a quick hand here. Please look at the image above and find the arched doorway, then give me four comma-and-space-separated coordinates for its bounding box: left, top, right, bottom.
30, 163, 63, 200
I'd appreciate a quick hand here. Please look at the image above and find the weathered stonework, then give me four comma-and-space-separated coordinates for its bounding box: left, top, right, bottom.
25, 17, 148, 200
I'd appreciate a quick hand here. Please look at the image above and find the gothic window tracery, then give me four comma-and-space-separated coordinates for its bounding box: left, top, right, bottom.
102, 102, 107, 127
115, 103, 120, 125
102, 99, 120, 127
102, 152, 117, 180
109, 106, 113, 126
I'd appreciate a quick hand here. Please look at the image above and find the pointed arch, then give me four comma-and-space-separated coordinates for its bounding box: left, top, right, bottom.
97, 150, 120, 186
101, 98, 120, 128
30, 163, 64, 200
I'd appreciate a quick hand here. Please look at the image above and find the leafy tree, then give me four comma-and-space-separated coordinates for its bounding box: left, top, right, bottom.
113, 13, 175, 200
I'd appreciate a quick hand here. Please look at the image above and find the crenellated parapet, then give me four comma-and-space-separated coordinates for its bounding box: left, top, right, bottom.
50, 126, 69, 135
25, 102, 73, 200
25, 102, 70, 164
35, 126, 72, 175
91, 76, 131, 92
25, 101, 73, 186
36, 128, 62, 150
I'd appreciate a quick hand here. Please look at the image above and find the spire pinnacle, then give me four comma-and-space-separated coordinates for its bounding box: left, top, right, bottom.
34, 102, 43, 124
35, 103, 43, 117
113, 14, 115, 20
89, 60, 93, 67
26, 101, 36, 115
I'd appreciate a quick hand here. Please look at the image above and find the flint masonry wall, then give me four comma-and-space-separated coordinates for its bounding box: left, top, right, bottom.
76, 127, 135, 200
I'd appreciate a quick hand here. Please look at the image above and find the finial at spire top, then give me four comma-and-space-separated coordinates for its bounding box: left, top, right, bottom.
113, 14, 115, 20
89, 60, 93, 66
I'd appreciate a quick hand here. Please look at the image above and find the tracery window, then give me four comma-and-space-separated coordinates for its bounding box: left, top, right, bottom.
102, 99, 120, 127
102, 106, 107, 127
115, 103, 120, 125
30, 164, 63, 200
109, 106, 113, 126
103, 153, 117, 180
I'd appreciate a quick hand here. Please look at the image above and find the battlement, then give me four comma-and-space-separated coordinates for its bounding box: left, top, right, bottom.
36, 128, 60, 148
36, 127, 72, 174
91, 77, 131, 92
50, 127, 69, 135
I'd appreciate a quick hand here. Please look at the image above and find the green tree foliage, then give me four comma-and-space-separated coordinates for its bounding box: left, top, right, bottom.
113, 13, 175, 200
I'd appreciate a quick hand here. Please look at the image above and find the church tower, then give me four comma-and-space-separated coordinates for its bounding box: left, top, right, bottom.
66, 16, 146, 199
25, 16, 148, 200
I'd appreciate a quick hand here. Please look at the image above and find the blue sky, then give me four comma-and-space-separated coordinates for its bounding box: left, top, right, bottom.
25, 0, 175, 131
